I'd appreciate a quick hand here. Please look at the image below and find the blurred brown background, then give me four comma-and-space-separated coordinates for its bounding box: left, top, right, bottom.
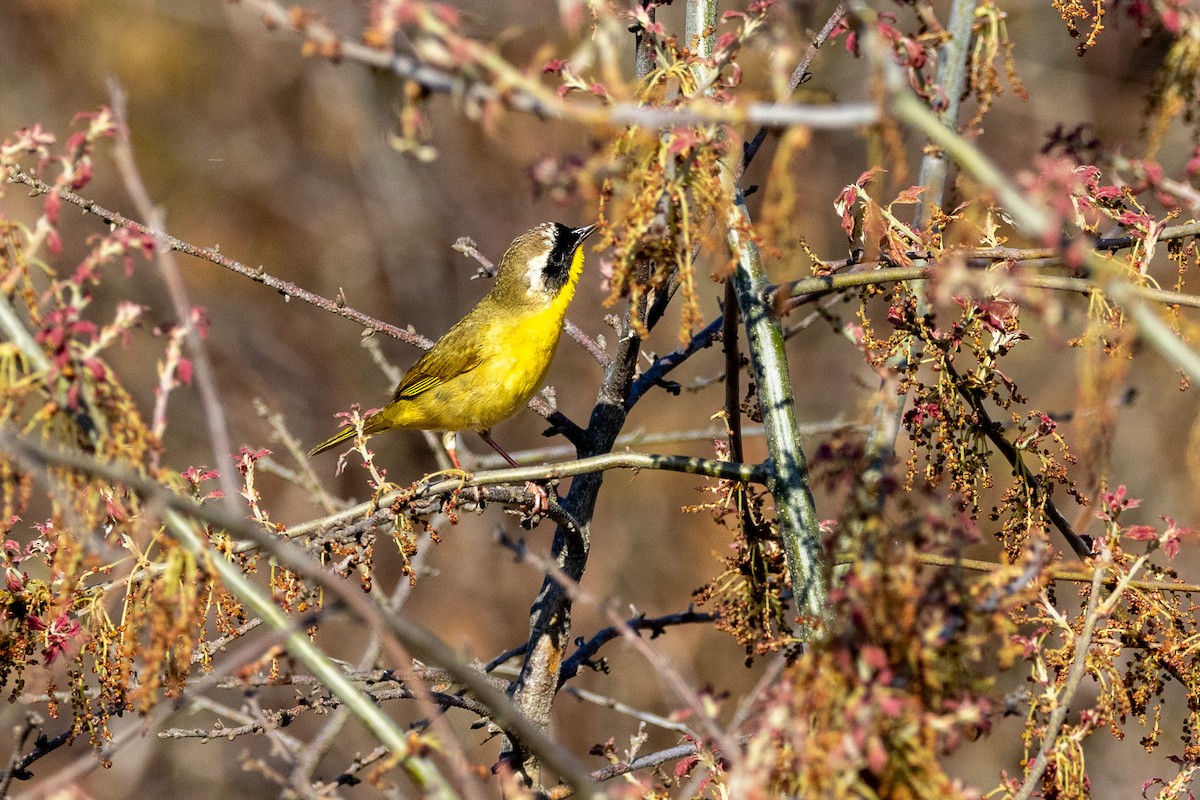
1, 0, 1197, 797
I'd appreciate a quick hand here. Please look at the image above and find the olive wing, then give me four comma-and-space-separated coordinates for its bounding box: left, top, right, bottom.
392, 321, 484, 402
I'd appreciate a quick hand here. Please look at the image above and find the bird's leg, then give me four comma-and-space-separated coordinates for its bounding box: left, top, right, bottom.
443, 430, 463, 470
479, 429, 519, 467
479, 430, 549, 515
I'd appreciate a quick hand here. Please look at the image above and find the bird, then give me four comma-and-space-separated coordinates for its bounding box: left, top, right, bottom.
309, 221, 597, 471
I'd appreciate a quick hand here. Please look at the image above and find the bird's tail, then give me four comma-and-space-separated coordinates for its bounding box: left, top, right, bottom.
308, 413, 381, 457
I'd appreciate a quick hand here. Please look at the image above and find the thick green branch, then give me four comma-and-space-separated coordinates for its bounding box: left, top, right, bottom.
911, 0, 978, 227
727, 190, 827, 623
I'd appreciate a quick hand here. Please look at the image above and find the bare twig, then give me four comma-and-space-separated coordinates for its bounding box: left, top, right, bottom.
587, 743, 698, 785
769, 262, 1200, 312
5, 168, 429, 348
254, 398, 342, 515
563, 686, 693, 734
559, 608, 717, 683
564, 319, 612, 368
904, 552, 1200, 593
235, 0, 877, 132
737, 2, 848, 178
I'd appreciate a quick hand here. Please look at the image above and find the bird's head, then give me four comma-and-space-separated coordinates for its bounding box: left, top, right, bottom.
494, 222, 597, 304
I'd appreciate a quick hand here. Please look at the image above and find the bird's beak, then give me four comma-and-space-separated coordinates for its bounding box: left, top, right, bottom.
573, 223, 598, 242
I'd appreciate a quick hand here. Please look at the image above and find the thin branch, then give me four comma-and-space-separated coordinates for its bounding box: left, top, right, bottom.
277, 450, 766, 564
235, 0, 877, 131
1012, 545, 1142, 800
564, 320, 612, 367
435, 450, 769, 486
495, 529, 741, 764
158, 684, 491, 742
253, 398, 342, 516
737, 2, 848, 177
628, 315, 725, 408
474, 423, 753, 467
5, 168, 429, 348
559, 609, 717, 683
289, 539, 448, 798
769, 262, 1200, 311
946, 361, 1092, 559
562, 686, 692, 734
595, 746, 698, 783
910, 551, 1200, 593
0, 714, 42, 792
723, 281, 745, 465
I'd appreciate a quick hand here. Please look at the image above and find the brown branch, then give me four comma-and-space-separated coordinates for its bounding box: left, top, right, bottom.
875, 552, 1200, 593
737, 2, 848, 178
5, 168, 430, 349
1013, 554, 1111, 800
159, 686, 491, 742
563, 320, 612, 368
235, 0, 876, 132
588, 743, 698, 788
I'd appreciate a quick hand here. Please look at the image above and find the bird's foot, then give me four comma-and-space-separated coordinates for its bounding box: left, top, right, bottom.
514, 480, 557, 529
422, 467, 472, 488
525, 481, 549, 515
420, 468, 491, 515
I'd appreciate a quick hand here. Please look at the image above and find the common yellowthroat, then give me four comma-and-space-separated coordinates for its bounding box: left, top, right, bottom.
309, 222, 596, 464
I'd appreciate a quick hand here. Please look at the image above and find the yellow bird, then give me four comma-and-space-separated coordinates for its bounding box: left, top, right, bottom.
310, 222, 597, 466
